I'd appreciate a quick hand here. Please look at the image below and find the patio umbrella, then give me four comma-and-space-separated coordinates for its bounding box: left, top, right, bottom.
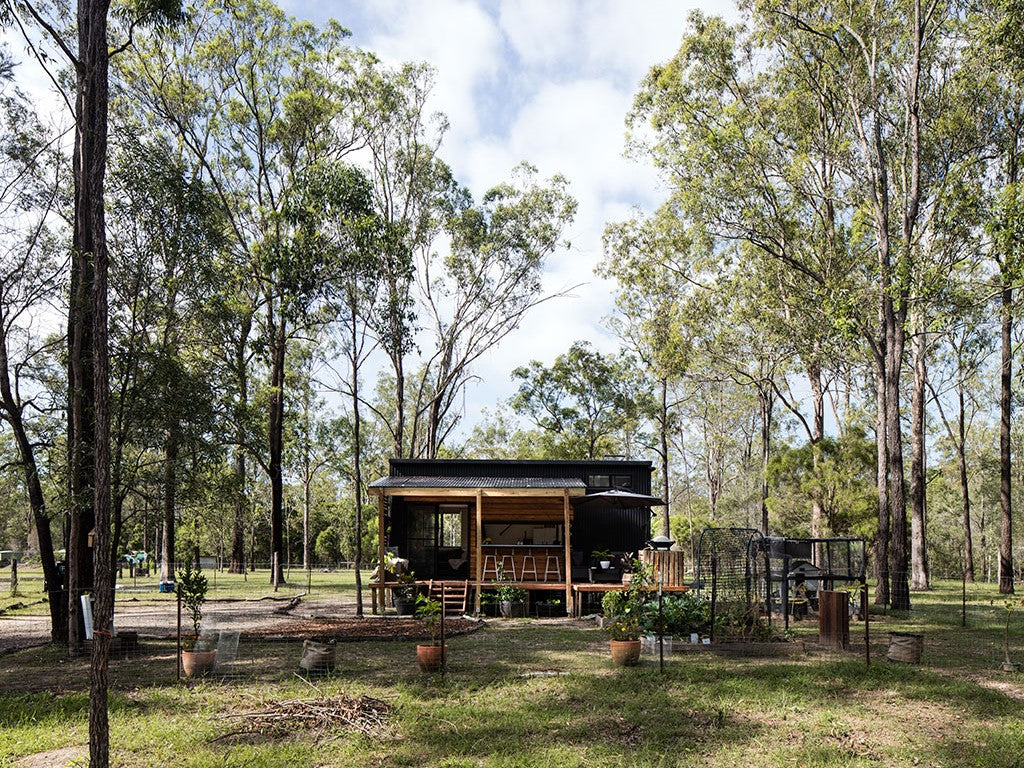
572, 489, 665, 509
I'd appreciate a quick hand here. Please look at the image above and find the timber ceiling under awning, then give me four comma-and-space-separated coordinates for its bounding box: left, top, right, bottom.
368, 476, 587, 497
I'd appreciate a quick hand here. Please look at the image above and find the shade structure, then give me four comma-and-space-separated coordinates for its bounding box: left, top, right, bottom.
572, 489, 665, 509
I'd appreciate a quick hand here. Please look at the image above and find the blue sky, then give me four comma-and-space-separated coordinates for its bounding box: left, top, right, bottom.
3, 1, 740, 434
281, 0, 740, 426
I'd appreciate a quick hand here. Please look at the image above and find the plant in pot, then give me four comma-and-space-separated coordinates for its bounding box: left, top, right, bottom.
535, 597, 564, 618
495, 567, 527, 618
479, 590, 498, 617
592, 549, 613, 570
178, 563, 215, 677
393, 571, 417, 616
415, 594, 446, 672
602, 560, 651, 665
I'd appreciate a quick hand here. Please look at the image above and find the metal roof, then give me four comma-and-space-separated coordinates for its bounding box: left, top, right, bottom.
368, 475, 586, 490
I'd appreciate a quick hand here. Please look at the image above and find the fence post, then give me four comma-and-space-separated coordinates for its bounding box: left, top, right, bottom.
710, 557, 717, 644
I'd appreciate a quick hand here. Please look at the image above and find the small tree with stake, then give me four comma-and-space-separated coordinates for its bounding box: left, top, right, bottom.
177, 563, 208, 651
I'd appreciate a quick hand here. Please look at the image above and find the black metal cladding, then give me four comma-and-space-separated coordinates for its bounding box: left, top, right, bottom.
384, 459, 655, 566
387, 458, 653, 495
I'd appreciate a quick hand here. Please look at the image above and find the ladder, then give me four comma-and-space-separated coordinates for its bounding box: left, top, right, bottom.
428, 580, 469, 615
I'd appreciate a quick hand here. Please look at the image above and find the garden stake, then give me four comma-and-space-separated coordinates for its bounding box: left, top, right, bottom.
862, 580, 869, 668
176, 583, 182, 681
710, 557, 717, 644
962, 568, 967, 628
658, 573, 664, 674
440, 584, 447, 679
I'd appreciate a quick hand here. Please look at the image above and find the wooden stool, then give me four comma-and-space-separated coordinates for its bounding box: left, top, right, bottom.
500, 554, 517, 580
482, 554, 499, 580
543, 555, 561, 581
520, 555, 538, 581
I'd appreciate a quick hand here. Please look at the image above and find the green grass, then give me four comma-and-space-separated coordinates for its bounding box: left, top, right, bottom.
0, 565, 360, 615
1, 580, 1023, 767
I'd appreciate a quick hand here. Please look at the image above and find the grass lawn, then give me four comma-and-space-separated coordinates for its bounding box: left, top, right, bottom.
1, 579, 1023, 767
0, 565, 360, 616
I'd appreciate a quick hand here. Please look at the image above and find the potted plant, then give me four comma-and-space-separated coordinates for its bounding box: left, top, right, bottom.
495, 567, 527, 618
592, 549, 613, 570
602, 560, 652, 665
535, 597, 564, 618
178, 563, 216, 677
479, 590, 498, 617
415, 594, 446, 672
393, 571, 417, 616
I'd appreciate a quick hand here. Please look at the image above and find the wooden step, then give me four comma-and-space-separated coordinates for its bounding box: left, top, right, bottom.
427, 580, 469, 615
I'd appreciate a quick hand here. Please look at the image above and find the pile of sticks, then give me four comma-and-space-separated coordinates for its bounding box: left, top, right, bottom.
216, 694, 392, 742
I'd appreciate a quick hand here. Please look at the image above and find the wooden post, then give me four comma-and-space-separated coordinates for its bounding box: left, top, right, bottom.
563, 490, 573, 616
863, 580, 870, 668
818, 590, 850, 649
962, 567, 967, 628
176, 585, 181, 682
376, 493, 386, 616
475, 489, 483, 615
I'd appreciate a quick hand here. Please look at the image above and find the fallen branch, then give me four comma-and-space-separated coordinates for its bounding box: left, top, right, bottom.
212, 694, 393, 743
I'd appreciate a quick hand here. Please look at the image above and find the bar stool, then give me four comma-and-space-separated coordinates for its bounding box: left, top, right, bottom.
482, 554, 499, 580
520, 555, 538, 581
543, 555, 561, 581
500, 554, 517, 580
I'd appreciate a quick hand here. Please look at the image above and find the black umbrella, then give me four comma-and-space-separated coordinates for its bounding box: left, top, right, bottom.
572, 489, 665, 508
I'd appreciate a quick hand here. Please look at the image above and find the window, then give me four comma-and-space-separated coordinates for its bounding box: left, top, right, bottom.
612, 475, 632, 489
438, 504, 466, 548
587, 474, 610, 488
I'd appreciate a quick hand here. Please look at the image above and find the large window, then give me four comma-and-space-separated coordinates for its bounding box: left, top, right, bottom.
438, 504, 466, 548
403, 503, 467, 577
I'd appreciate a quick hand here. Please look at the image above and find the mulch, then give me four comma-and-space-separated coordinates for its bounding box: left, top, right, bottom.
243, 616, 483, 642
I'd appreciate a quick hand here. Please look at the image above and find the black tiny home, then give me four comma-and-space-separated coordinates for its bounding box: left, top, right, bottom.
369, 458, 654, 614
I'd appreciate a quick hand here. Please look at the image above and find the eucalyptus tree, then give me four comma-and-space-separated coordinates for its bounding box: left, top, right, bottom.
408, 163, 577, 458
121, 0, 362, 585
286, 161, 385, 614
3, 0, 185, 763
602, 211, 696, 536
511, 341, 640, 460
105, 135, 222, 583
350, 58, 443, 459
624, 11, 859, 546
0, 57, 65, 640
970, 0, 1024, 594
926, 287, 995, 583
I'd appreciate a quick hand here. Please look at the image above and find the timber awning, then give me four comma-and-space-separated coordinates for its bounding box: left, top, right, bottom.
368, 476, 587, 497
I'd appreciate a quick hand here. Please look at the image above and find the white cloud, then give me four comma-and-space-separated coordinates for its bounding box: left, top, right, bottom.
277, 0, 741, 434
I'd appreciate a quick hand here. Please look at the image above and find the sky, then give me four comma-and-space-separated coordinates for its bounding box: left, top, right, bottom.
280, 0, 740, 430
3, 1, 740, 438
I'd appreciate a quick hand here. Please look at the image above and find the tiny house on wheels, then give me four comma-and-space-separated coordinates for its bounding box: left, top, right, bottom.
368, 458, 656, 615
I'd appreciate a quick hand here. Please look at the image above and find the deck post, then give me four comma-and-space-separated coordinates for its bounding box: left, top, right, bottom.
475, 489, 483, 615
376, 492, 386, 616
564, 489, 573, 616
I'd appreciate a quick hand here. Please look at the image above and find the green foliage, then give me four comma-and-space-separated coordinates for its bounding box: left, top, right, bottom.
176, 563, 208, 648
511, 341, 642, 459
640, 593, 712, 637
601, 560, 654, 641
415, 593, 442, 644
494, 567, 527, 604
766, 428, 878, 539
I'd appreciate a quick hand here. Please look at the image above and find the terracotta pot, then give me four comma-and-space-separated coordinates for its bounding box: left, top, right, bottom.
609, 639, 642, 666
181, 649, 217, 677
416, 643, 447, 672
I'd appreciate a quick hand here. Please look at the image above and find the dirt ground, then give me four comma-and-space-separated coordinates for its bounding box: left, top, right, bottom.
0, 594, 479, 652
